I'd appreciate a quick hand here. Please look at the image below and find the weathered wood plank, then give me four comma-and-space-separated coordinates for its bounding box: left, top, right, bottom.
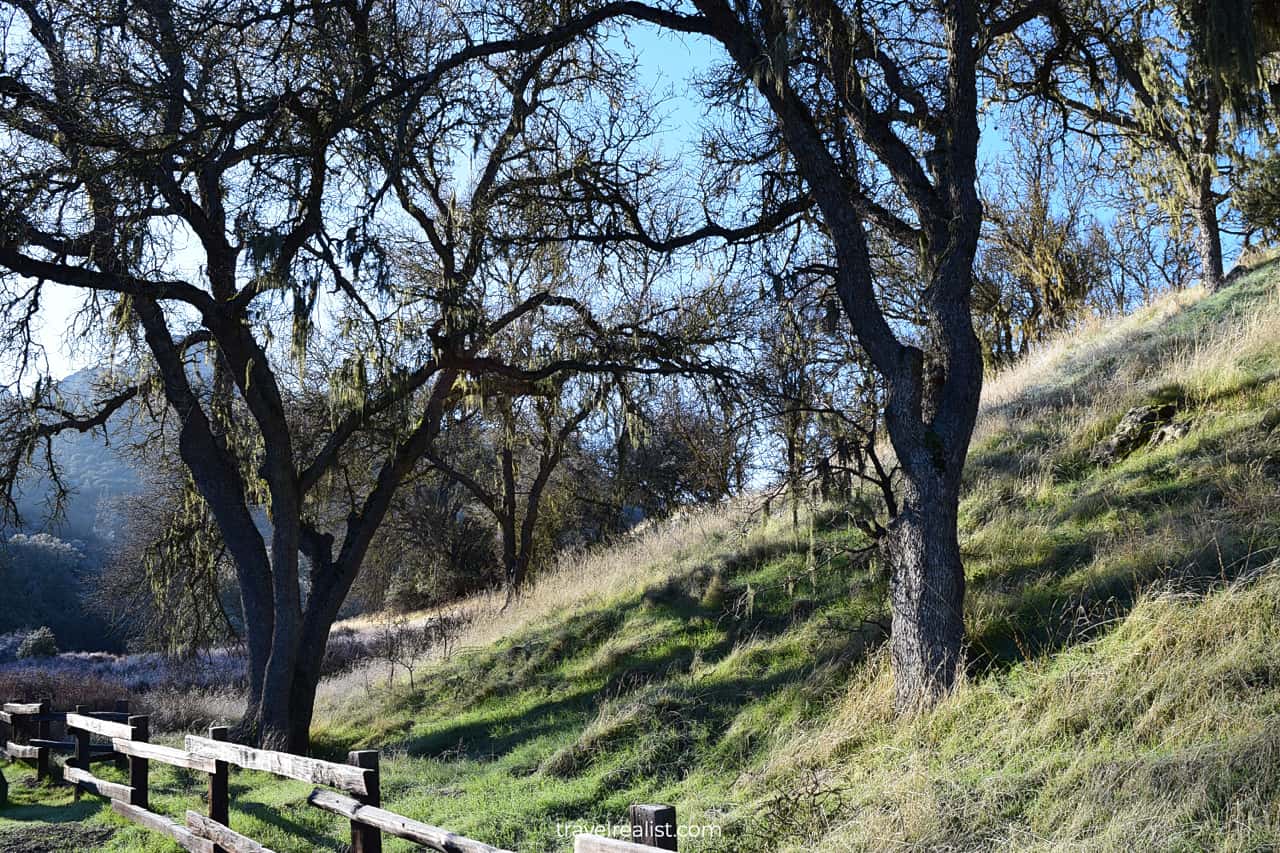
111, 738, 218, 773
65, 712, 136, 741
126, 715, 148, 808
207, 726, 230, 827
347, 750, 382, 853
0, 710, 12, 724
185, 811, 276, 853
185, 735, 372, 796
2, 703, 42, 714
4, 740, 40, 760
112, 801, 216, 853
574, 834, 669, 853
307, 788, 515, 853
63, 765, 134, 802
112, 703, 131, 772
28, 738, 114, 752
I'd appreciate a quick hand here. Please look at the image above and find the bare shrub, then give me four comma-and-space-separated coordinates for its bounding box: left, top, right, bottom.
373, 610, 471, 691
741, 766, 849, 851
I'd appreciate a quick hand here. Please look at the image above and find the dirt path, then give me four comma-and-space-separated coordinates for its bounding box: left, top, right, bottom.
0, 824, 115, 852
0, 768, 116, 852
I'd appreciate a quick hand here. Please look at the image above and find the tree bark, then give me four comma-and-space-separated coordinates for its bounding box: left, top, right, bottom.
286, 637, 326, 755
1195, 79, 1226, 293
270, 372, 456, 751
881, 465, 966, 710
131, 295, 277, 726
255, 518, 304, 750
1194, 169, 1226, 292
501, 446, 520, 597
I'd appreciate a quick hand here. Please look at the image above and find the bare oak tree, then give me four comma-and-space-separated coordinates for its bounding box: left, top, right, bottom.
0, 0, 739, 750
597, 0, 1057, 710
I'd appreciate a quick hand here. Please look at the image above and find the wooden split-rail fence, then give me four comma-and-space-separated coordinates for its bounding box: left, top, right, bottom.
0, 700, 683, 853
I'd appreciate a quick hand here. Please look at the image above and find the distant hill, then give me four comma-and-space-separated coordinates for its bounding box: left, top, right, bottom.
11, 366, 143, 544
12, 366, 144, 537
2, 367, 144, 651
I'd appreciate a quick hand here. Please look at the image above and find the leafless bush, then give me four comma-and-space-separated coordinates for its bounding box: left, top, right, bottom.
743, 766, 849, 851
139, 687, 245, 732
373, 610, 471, 691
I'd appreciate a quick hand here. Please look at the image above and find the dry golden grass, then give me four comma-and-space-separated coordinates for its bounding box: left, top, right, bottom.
978, 286, 1204, 421
772, 562, 1280, 852
316, 497, 769, 714
735, 265, 1280, 850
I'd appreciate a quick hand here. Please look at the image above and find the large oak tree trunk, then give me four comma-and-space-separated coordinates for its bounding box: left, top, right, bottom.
881, 465, 966, 709
228, 547, 273, 718
284, 623, 330, 754
877, 226, 983, 711
248, 374, 457, 752
684, 0, 987, 713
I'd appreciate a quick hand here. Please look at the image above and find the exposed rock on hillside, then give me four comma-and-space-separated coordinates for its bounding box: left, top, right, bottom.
1090, 403, 1183, 464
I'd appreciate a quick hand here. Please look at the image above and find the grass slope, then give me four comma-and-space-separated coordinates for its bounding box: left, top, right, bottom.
4, 261, 1280, 852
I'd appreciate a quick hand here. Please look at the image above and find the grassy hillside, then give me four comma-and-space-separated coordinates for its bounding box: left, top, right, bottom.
3, 261, 1280, 851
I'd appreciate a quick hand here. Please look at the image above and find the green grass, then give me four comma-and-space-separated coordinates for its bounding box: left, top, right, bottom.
4, 262, 1280, 851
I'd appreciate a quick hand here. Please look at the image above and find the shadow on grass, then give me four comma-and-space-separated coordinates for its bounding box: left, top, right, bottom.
0, 766, 105, 825
964, 386, 1280, 674
231, 796, 345, 852
0, 767, 114, 852
399, 540, 887, 776
392, 542, 808, 760
0, 798, 105, 825
968, 507, 1277, 675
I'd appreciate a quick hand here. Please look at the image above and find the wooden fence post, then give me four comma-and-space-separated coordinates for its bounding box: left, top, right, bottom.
71, 705, 89, 802
0, 765, 6, 806
629, 804, 678, 851
348, 749, 382, 853
34, 700, 50, 782
8, 703, 23, 745
114, 701, 130, 771
208, 725, 230, 838
128, 715, 149, 809
35, 698, 51, 738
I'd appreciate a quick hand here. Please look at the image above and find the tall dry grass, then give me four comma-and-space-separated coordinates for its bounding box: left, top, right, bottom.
726, 266, 1280, 850
760, 560, 1280, 852
315, 497, 767, 713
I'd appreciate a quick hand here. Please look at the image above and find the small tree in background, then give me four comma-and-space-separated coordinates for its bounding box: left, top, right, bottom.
1235, 150, 1280, 242
1002, 0, 1243, 291
17, 627, 58, 660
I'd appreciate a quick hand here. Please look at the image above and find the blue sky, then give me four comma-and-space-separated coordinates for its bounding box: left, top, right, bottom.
26, 28, 718, 382
20, 24, 1234, 382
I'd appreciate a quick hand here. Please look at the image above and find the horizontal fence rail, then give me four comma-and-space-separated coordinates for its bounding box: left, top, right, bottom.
1, 696, 683, 852
112, 800, 217, 853
308, 788, 516, 853
185, 810, 276, 853
184, 734, 374, 796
